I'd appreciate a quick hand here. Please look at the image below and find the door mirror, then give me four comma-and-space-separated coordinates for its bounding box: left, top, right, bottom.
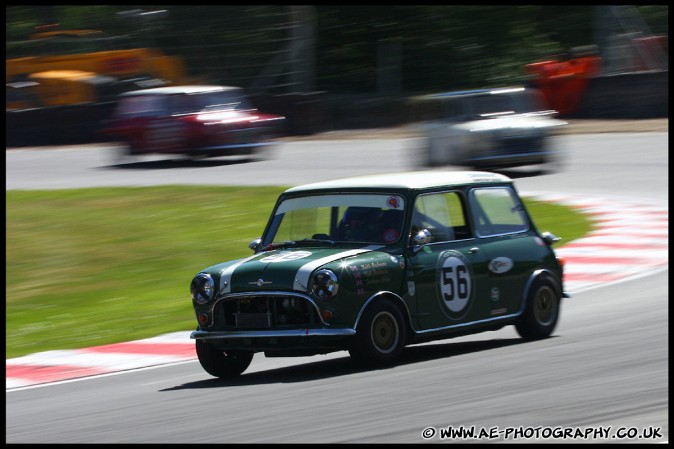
411, 229, 432, 253
540, 231, 561, 246
249, 238, 262, 251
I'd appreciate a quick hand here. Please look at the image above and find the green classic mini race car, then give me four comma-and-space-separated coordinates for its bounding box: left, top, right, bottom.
190, 170, 569, 378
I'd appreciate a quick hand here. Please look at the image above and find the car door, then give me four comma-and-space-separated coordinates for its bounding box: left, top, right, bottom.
405, 190, 493, 331
141, 95, 185, 153
112, 94, 179, 153
468, 185, 536, 317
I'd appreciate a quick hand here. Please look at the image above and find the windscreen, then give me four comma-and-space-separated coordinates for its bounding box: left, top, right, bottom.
264, 194, 406, 245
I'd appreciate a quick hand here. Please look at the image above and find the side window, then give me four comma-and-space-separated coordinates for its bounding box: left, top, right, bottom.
170, 95, 196, 114
470, 187, 529, 237
441, 98, 461, 121
412, 192, 469, 243
116, 95, 163, 118
471, 94, 516, 115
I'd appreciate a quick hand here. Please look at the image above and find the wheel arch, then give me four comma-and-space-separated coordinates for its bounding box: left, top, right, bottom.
520, 269, 563, 313
353, 291, 413, 339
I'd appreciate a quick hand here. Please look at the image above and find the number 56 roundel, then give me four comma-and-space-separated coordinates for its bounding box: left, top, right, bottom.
437, 250, 473, 320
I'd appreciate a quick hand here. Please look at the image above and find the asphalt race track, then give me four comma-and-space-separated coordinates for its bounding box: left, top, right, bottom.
5, 131, 669, 443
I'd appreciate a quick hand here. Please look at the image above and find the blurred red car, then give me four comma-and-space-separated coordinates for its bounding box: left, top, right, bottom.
104, 85, 285, 159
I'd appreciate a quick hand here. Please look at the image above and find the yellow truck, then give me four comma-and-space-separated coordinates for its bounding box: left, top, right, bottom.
6, 23, 188, 145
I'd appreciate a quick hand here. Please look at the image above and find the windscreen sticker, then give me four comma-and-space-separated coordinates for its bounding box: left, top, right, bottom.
437, 250, 473, 320
382, 228, 400, 243
386, 196, 402, 209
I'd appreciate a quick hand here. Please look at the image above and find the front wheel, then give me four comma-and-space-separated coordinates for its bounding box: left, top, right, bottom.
515, 278, 561, 340
195, 339, 254, 378
349, 298, 406, 367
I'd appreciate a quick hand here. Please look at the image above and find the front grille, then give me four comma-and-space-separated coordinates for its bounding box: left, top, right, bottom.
215, 294, 320, 330
235, 312, 271, 328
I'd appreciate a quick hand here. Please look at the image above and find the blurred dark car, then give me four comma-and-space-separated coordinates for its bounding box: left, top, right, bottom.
418, 87, 567, 169
103, 85, 285, 159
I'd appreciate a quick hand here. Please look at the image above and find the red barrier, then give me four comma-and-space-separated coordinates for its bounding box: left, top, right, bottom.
525, 56, 601, 115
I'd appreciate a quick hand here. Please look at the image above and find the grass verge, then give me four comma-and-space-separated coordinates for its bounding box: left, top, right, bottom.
6, 186, 593, 359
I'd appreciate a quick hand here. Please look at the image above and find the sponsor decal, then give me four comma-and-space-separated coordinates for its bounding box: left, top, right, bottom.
350, 265, 366, 296
390, 255, 405, 270
294, 248, 378, 292
488, 257, 514, 274
437, 250, 473, 320
348, 260, 392, 294
490, 308, 507, 316
260, 250, 313, 263
490, 287, 500, 302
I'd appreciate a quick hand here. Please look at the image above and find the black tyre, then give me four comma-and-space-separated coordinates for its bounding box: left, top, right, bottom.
349, 298, 406, 366
515, 278, 561, 340
195, 339, 254, 378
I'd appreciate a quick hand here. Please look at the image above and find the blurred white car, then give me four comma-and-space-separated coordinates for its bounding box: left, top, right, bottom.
419, 87, 567, 169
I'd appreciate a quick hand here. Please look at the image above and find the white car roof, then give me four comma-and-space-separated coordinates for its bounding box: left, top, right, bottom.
119, 85, 242, 96
285, 171, 512, 193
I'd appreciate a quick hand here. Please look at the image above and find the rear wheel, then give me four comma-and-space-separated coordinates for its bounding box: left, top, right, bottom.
195, 339, 254, 378
349, 298, 406, 366
515, 278, 560, 340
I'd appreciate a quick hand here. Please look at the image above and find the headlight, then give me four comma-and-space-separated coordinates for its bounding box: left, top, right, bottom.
191, 273, 215, 304
311, 269, 338, 300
